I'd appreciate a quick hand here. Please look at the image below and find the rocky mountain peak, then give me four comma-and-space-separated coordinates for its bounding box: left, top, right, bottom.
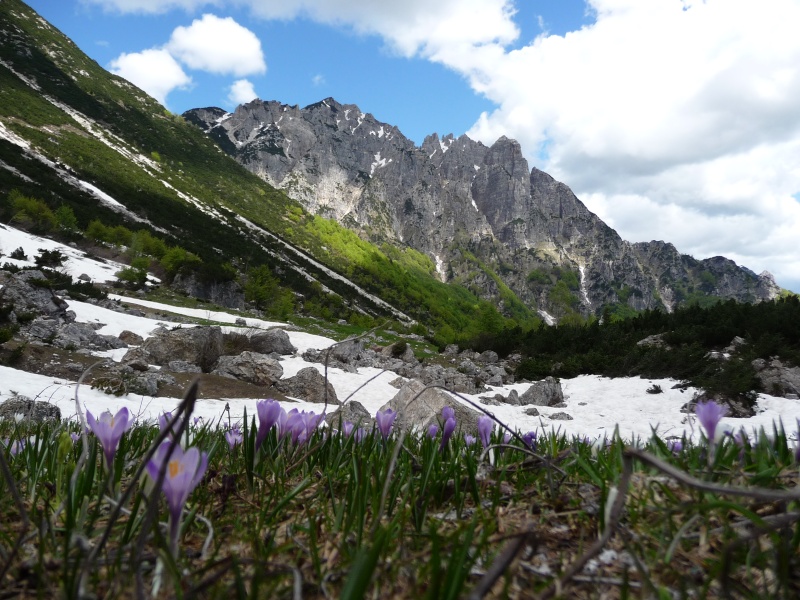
183, 99, 780, 319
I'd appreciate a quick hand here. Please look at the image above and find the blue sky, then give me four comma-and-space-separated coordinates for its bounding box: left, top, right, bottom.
21, 1, 800, 293
26, 1, 589, 145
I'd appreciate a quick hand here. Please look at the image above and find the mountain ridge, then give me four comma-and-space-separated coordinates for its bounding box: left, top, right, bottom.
184, 96, 780, 320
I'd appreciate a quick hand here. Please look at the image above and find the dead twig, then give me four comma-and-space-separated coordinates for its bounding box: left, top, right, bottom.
468, 530, 538, 599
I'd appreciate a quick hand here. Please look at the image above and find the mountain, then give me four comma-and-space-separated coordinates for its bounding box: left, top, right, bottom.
0, 0, 781, 351
184, 98, 780, 322
1, 0, 528, 344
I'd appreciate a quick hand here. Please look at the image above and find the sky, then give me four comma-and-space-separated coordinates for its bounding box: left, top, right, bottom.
22, 0, 800, 293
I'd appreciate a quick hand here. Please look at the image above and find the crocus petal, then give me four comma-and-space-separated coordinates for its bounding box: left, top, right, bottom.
442, 406, 455, 422
375, 408, 397, 440
427, 424, 439, 439
695, 401, 728, 441
256, 399, 282, 449
440, 417, 456, 451
522, 431, 537, 449
477, 416, 493, 448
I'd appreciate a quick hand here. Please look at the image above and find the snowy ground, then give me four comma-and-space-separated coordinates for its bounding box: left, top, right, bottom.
2, 223, 799, 444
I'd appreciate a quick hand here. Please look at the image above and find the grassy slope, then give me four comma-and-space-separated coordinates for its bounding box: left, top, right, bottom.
0, 0, 536, 339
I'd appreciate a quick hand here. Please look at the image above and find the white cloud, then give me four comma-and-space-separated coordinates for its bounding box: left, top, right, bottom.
227, 79, 258, 106
108, 48, 192, 106
166, 14, 266, 77
312, 74, 326, 86
81, 0, 219, 14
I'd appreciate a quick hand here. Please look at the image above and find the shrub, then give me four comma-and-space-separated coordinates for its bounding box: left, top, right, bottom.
9, 247, 27, 260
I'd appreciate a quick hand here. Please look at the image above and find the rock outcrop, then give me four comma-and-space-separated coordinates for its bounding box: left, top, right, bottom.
274, 367, 339, 404
378, 379, 482, 434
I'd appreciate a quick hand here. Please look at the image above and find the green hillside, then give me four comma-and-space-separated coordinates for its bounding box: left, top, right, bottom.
0, 0, 537, 342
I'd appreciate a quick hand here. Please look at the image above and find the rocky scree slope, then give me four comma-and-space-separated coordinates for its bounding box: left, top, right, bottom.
185, 98, 780, 320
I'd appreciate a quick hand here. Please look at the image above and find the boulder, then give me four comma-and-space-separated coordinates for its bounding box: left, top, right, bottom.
326, 338, 364, 364
0, 270, 70, 318
324, 401, 372, 428
752, 358, 800, 398
637, 334, 670, 349
167, 360, 202, 374
122, 326, 223, 372
212, 352, 283, 386
681, 391, 756, 418
53, 322, 127, 351
0, 396, 60, 422
249, 329, 297, 356
549, 412, 573, 421
378, 379, 482, 434
478, 350, 499, 364
519, 377, 564, 406
275, 367, 338, 404
119, 330, 144, 345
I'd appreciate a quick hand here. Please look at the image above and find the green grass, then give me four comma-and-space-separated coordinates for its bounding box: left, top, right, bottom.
1, 392, 798, 598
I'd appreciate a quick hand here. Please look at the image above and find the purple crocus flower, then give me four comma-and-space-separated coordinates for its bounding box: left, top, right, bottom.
477, 416, 493, 448
442, 406, 455, 423
2, 438, 25, 456
375, 408, 397, 440
695, 400, 728, 442
342, 421, 355, 437
441, 417, 456, 451
70, 433, 80, 443
86, 407, 133, 468
464, 434, 476, 447
286, 410, 307, 444
158, 411, 182, 439
427, 424, 440, 438
225, 424, 242, 449
256, 399, 282, 449
146, 441, 208, 554
276, 407, 292, 441
666, 440, 683, 454
522, 431, 537, 450
353, 427, 366, 443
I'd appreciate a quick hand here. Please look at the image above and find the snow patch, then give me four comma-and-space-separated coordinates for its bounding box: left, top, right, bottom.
369, 152, 392, 176
578, 265, 591, 307
0, 223, 129, 283
538, 310, 557, 326
434, 255, 447, 282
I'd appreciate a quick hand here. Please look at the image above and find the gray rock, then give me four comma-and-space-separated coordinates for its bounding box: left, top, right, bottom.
122, 326, 223, 372
637, 334, 669, 349
478, 350, 499, 364
524, 407, 540, 416
249, 329, 297, 356
167, 360, 203, 373
378, 379, 482, 434
325, 401, 372, 428
520, 376, 564, 407
549, 412, 573, 421
119, 330, 144, 345
0, 396, 61, 422
275, 367, 338, 404
0, 270, 70, 318
212, 352, 283, 386
752, 358, 800, 397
